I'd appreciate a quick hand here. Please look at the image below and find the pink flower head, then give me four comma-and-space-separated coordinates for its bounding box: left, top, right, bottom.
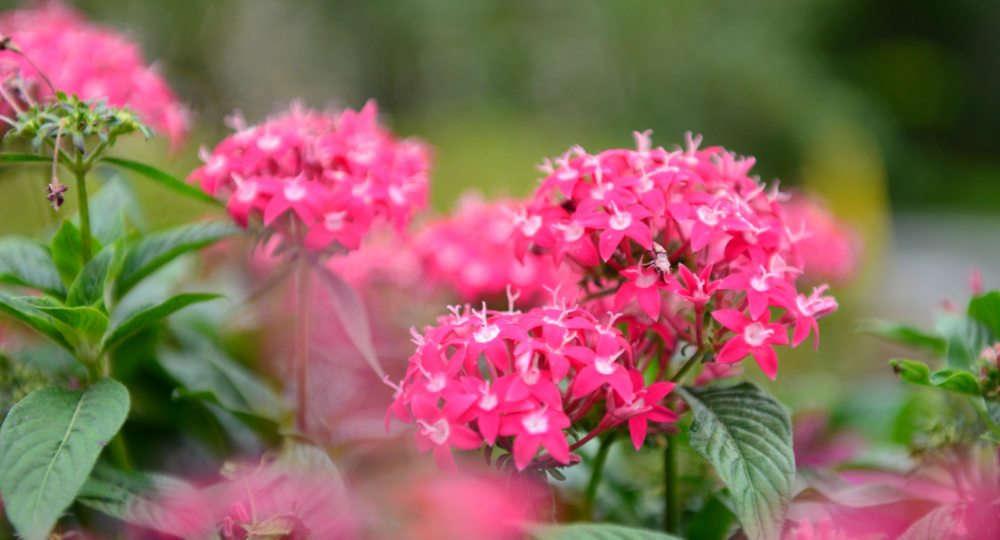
498, 406, 572, 470
712, 308, 789, 380
189, 100, 431, 254
614, 261, 680, 319
567, 333, 635, 403
0, 2, 190, 147
609, 370, 678, 450
412, 395, 483, 472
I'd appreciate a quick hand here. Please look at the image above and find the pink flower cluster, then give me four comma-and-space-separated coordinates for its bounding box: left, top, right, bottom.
510, 131, 839, 379
0, 1, 190, 146
782, 195, 861, 285
387, 295, 678, 472
189, 100, 431, 252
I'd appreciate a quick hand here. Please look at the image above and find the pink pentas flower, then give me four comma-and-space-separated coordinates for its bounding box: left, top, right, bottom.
609, 370, 678, 450
412, 395, 483, 472
189, 100, 431, 254
0, 1, 190, 146
499, 406, 572, 471
566, 333, 635, 403
711, 308, 789, 380
614, 261, 680, 320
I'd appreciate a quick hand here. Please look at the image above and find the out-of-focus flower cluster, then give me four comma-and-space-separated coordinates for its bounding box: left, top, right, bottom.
783, 195, 861, 285
0, 1, 189, 146
190, 100, 431, 253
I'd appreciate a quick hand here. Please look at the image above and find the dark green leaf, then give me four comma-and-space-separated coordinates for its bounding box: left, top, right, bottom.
0, 293, 73, 353
0, 379, 129, 540
316, 266, 384, 378
685, 495, 737, 540
890, 359, 982, 396
113, 221, 241, 299
0, 238, 66, 297
100, 156, 222, 207
0, 153, 53, 164
969, 291, 1000, 342
51, 220, 85, 288
529, 523, 684, 540
102, 293, 223, 354
67, 245, 114, 307
15, 297, 109, 344
678, 383, 795, 540
859, 319, 947, 356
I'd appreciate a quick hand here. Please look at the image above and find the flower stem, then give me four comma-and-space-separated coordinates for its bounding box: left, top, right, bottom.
664, 435, 678, 534
74, 166, 92, 263
583, 430, 617, 519
295, 256, 312, 431
670, 348, 705, 384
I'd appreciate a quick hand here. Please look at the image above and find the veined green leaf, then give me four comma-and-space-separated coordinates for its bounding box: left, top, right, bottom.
84, 180, 139, 245
67, 245, 114, 307
0, 293, 73, 353
0, 237, 66, 297
0, 379, 130, 540
890, 359, 982, 396
113, 221, 241, 300
529, 523, 685, 540
935, 314, 991, 371
51, 220, 103, 289
678, 383, 794, 540
100, 156, 222, 207
102, 293, 223, 354
15, 297, 108, 344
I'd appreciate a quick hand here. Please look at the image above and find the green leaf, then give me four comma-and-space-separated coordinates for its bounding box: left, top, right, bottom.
316, 266, 385, 378
0, 293, 74, 353
84, 180, 138, 245
890, 359, 983, 396
100, 156, 222, 207
51, 220, 102, 289
0, 238, 67, 297
935, 315, 991, 371
0, 379, 130, 540
113, 221, 241, 300
15, 297, 109, 344
969, 291, 1000, 342
859, 319, 947, 356
102, 293, 223, 354
0, 153, 55, 164
66, 245, 114, 307
685, 495, 737, 540
529, 523, 685, 540
76, 466, 208, 537
678, 383, 795, 540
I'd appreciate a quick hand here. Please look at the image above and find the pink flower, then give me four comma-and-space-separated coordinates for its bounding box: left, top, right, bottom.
711, 308, 789, 380
0, 2, 190, 147
610, 370, 678, 450
566, 333, 635, 403
499, 407, 571, 470
614, 262, 679, 319
782, 194, 861, 285
578, 202, 653, 261
412, 395, 483, 472
718, 263, 795, 320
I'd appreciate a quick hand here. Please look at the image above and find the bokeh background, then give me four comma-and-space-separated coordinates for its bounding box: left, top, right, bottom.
1, 0, 999, 527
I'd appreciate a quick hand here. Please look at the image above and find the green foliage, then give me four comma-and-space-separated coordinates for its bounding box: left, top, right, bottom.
969, 291, 1000, 342
102, 293, 223, 354
935, 314, 991, 372
890, 359, 982, 395
51, 220, 103, 289
76, 465, 201, 537
16, 296, 109, 346
66, 245, 115, 307
113, 220, 240, 300
0, 378, 130, 540
860, 319, 947, 356
0, 292, 74, 353
0, 153, 55, 164
101, 157, 223, 207
678, 383, 795, 540
4, 92, 150, 153
530, 523, 685, 540
0, 237, 67, 297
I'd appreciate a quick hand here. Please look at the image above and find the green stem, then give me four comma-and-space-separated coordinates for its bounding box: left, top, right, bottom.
109, 433, 132, 472
74, 165, 92, 263
670, 349, 705, 384
583, 431, 617, 519
664, 435, 679, 534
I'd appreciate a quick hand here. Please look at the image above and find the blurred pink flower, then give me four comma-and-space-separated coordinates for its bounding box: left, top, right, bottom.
0, 1, 190, 146
782, 194, 861, 285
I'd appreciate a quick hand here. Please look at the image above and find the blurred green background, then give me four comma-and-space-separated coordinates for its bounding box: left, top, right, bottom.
1, 0, 998, 453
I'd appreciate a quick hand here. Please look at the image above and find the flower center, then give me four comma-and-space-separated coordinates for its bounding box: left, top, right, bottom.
743, 322, 773, 347
696, 206, 721, 226
284, 181, 307, 201
324, 211, 347, 231
421, 419, 450, 445
479, 392, 498, 411
257, 135, 282, 152
556, 167, 577, 181
635, 272, 659, 289
591, 183, 611, 200
609, 209, 632, 231
595, 355, 617, 375
750, 275, 770, 292
473, 325, 501, 343
236, 182, 258, 203
426, 373, 447, 393
522, 412, 549, 435
521, 215, 543, 237
207, 156, 227, 174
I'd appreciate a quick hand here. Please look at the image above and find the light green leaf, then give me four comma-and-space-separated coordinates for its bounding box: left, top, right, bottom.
529, 523, 685, 540
969, 291, 1000, 343
935, 314, 991, 371
0, 379, 130, 540
100, 156, 222, 207
84, 180, 139, 245
113, 221, 241, 300
316, 266, 384, 378
859, 319, 947, 356
678, 383, 794, 540
0, 293, 73, 353
51, 220, 102, 289
890, 359, 982, 396
102, 293, 223, 354
0, 153, 55, 164
15, 297, 109, 344
0, 238, 66, 297
66, 245, 114, 307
